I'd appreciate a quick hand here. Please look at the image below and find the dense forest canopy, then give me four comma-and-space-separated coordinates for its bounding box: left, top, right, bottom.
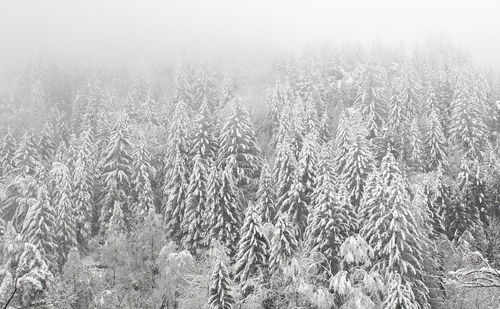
0, 41, 499, 308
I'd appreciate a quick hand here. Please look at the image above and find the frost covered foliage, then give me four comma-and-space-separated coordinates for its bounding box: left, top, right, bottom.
0, 42, 499, 308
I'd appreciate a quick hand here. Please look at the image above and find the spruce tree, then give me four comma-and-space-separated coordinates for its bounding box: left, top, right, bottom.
360, 152, 429, 307
191, 100, 219, 161
279, 173, 308, 240
273, 133, 297, 220
208, 158, 242, 255
424, 101, 448, 171
234, 203, 270, 289
192, 68, 220, 112
100, 116, 132, 235
269, 214, 297, 274
181, 154, 209, 254
207, 261, 235, 309
296, 130, 319, 205
37, 122, 56, 170
163, 97, 190, 239
255, 162, 276, 224
353, 64, 388, 138
218, 99, 262, 190
0, 130, 16, 178
131, 143, 154, 219
383, 273, 419, 309
305, 148, 351, 267
49, 162, 78, 264
21, 184, 57, 271
73, 127, 97, 244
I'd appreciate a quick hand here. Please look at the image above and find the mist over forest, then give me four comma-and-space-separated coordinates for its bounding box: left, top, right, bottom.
0, 1, 499, 308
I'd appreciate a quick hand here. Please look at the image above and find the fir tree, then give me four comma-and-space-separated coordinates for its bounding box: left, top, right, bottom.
279, 173, 308, 240
296, 130, 319, 205
218, 99, 262, 190
255, 162, 276, 224
273, 133, 297, 220
383, 273, 419, 309
234, 203, 270, 290
192, 68, 220, 112
12, 130, 41, 177
208, 261, 235, 309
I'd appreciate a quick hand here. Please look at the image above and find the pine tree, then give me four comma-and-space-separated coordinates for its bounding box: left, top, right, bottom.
255, 162, 276, 224
16, 243, 54, 301
387, 85, 409, 135
403, 118, 424, 173
218, 99, 262, 190
396, 62, 423, 120
0, 130, 16, 178
12, 130, 41, 177
100, 116, 132, 235
208, 158, 242, 255
353, 64, 388, 138
207, 261, 235, 309
279, 173, 308, 240
269, 214, 297, 274
49, 162, 78, 264
360, 152, 429, 306
181, 154, 209, 254
21, 184, 57, 271
131, 143, 154, 219
234, 204, 270, 289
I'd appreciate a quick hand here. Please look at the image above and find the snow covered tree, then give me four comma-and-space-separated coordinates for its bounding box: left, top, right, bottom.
341, 114, 374, 210
16, 243, 54, 304
449, 81, 490, 161
353, 64, 388, 138
383, 273, 419, 309
396, 62, 423, 120
403, 118, 424, 173
255, 162, 276, 224
100, 116, 132, 235
360, 151, 429, 307
269, 214, 298, 274
234, 203, 270, 293
163, 97, 190, 240
208, 158, 242, 255
424, 99, 448, 171
49, 162, 77, 264
279, 173, 308, 240
273, 132, 297, 219
21, 184, 57, 271
445, 160, 483, 240
191, 99, 219, 161
296, 130, 319, 205
192, 68, 220, 112
207, 261, 235, 309
181, 154, 209, 254
305, 148, 351, 268
218, 99, 262, 191
387, 85, 409, 136
131, 143, 154, 219
0, 130, 16, 178
330, 235, 383, 308
73, 127, 97, 244
12, 130, 41, 177
37, 122, 56, 170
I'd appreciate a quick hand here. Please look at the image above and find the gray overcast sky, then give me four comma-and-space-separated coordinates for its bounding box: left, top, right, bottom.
0, 0, 499, 71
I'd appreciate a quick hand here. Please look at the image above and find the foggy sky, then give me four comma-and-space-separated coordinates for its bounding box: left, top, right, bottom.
0, 0, 499, 72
